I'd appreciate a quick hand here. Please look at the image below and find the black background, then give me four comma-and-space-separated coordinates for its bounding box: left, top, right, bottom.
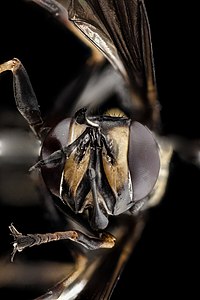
0, 1, 199, 299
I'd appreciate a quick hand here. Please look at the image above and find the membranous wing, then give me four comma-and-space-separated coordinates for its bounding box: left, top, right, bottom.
66, 0, 158, 119
30, 0, 159, 125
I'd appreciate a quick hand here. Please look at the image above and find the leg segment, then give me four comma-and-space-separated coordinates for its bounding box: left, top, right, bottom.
9, 223, 115, 262
29, 126, 92, 171
0, 58, 43, 138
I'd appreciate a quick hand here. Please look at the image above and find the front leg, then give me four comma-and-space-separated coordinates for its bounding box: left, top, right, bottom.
0, 58, 44, 139
9, 224, 115, 262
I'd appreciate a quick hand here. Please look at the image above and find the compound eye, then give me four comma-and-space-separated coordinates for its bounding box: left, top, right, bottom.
40, 118, 72, 197
128, 121, 160, 202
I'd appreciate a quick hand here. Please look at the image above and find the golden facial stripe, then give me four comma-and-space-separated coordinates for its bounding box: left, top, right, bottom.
102, 125, 130, 196
63, 121, 90, 198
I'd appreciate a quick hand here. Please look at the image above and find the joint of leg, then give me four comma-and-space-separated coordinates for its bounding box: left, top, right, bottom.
0, 58, 21, 74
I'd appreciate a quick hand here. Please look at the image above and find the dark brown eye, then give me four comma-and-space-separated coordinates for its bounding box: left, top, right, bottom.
128, 121, 160, 202
40, 118, 72, 197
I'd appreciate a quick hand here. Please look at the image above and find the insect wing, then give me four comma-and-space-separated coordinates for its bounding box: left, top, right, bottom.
67, 0, 157, 110
30, 0, 159, 124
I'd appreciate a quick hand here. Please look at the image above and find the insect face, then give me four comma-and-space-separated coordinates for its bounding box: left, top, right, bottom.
40, 109, 160, 231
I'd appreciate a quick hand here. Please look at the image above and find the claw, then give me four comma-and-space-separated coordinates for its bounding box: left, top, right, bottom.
9, 224, 35, 262
9, 223, 23, 262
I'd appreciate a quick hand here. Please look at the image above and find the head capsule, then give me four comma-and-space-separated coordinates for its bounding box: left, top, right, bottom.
40, 113, 160, 231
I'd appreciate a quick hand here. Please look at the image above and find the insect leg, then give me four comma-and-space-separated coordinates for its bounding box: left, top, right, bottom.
9, 223, 115, 262
29, 149, 64, 171
30, 127, 92, 171
0, 58, 44, 139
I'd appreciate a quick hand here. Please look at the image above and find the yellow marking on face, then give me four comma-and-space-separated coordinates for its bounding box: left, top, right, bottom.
63, 121, 90, 197
81, 190, 93, 212
102, 125, 130, 195
68, 121, 87, 144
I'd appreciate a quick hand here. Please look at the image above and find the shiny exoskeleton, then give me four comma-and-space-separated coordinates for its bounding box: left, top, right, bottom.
37, 108, 160, 232
0, 0, 160, 261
